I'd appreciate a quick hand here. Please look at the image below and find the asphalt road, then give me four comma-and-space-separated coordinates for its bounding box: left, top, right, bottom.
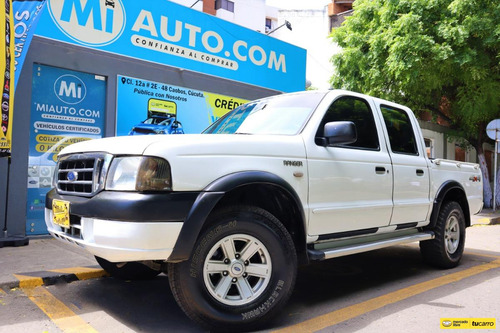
1, 225, 498, 333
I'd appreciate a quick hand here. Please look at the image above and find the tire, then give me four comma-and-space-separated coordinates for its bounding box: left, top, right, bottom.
420, 201, 466, 268
95, 256, 161, 280
168, 206, 297, 332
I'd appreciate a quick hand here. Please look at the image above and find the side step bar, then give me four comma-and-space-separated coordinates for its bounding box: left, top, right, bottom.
308, 231, 435, 261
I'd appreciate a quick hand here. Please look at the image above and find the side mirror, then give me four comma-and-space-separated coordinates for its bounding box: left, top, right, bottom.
322, 121, 357, 147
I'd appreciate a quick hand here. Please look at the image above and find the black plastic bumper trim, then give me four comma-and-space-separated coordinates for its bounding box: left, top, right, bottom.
167, 191, 225, 262
317, 227, 379, 241
307, 249, 326, 261
46, 189, 200, 222
395, 222, 418, 230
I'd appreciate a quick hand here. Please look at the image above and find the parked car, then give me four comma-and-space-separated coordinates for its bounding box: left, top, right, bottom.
46, 90, 482, 332
128, 115, 184, 135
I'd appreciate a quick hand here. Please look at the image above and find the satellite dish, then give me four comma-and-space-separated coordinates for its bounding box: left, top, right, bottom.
486, 119, 500, 141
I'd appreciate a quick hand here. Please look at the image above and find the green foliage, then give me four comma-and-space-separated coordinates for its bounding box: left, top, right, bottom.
330, 0, 500, 145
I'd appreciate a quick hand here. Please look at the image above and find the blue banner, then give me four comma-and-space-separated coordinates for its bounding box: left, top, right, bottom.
34, 0, 306, 92
27, 64, 106, 234
13, 0, 46, 90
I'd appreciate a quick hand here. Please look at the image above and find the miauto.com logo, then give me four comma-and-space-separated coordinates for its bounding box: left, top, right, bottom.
54, 75, 87, 105
48, 0, 126, 47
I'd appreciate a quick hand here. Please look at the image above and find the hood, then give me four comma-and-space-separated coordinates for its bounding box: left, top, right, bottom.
144, 134, 306, 159
59, 133, 305, 159
59, 135, 167, 156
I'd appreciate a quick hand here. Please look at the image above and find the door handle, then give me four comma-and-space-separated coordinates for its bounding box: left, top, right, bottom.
416, 169, 425, 176
375, 166, 386, 174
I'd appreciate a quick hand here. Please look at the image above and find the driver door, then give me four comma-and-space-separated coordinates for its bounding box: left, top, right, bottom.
307, 95, 394, 236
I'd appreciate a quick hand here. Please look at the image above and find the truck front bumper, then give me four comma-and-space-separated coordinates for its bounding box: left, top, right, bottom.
44, 189, 199, 262
45, 209, 183, 262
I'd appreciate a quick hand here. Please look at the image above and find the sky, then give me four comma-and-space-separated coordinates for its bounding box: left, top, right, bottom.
266, 0, 331, 10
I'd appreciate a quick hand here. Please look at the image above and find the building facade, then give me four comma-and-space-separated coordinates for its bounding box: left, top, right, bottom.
0, 0, 490, 242
0, 0, 306, 240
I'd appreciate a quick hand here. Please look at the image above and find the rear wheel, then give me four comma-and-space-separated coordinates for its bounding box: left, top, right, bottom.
95, 256, 161, 280
420, 201, 466, 268
168, 206, 297, 332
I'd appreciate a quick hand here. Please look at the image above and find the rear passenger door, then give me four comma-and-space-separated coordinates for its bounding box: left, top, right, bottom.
307, 95, 393, 236
378, 104, 431, 225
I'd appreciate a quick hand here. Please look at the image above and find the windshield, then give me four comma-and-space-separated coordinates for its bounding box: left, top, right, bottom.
203, 92, 327, 135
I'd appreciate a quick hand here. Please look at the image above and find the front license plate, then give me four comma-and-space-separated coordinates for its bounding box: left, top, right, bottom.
52, 199, 70, 228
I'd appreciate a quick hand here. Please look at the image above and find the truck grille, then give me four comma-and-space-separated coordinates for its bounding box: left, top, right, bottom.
56, 153, 112, 197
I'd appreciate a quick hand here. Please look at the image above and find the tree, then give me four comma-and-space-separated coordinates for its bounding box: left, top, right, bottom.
330, 0, 500, 207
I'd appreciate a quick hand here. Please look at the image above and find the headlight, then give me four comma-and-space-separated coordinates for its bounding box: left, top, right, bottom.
105, 156, 172, 191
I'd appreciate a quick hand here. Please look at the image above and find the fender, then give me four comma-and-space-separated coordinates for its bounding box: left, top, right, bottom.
168, 171, 306, 262
428, 180, 470, 229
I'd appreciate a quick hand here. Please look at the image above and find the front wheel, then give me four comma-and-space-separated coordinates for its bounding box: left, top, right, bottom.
420, 201, 466, 268
168, 206, 297, 332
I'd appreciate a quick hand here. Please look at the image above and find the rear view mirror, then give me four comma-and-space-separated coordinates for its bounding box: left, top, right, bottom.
323, 121, 357, 146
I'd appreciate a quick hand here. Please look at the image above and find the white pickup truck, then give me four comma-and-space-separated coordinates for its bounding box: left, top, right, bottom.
45, 90, 483, 331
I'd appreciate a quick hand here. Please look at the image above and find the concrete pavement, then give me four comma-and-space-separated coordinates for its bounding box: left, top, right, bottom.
0, 209, 499, 290
0, 236, 106, 290
470, 208, 500, 225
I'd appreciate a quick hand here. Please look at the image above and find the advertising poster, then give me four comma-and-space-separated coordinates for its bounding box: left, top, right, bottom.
34, 0, 306, 93
0, 0, 14, 156
116, 75, 248, 136
27, 64, 106, 234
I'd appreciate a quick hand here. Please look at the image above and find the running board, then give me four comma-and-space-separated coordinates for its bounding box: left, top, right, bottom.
308, 231, 435, 261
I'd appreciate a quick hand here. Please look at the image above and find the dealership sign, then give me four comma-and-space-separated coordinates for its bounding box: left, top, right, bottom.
34, 0, 306, 92
27, 64, 106, 234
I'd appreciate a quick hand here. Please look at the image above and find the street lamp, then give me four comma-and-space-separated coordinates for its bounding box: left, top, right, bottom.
190, 0, 201, 8
266, 20, 292, 35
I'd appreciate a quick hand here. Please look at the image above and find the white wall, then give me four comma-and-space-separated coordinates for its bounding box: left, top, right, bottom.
171, 0, 271, 33
421, 129, 444, 159
265, 6, 279, 33
271, 8, 338, 89
224, 0, 267, 32
421, 128, 477, 163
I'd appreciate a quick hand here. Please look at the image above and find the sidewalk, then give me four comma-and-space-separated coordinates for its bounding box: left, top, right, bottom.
470, 208, 500, 226
1, 210, 499, 291
0, 236, 107, 290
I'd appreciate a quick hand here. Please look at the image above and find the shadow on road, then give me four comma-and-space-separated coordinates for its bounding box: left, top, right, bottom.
42, 245, 500, 332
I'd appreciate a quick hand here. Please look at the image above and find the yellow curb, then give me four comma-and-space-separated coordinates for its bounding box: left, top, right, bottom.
14, 274, 44, 289
49, 267, 108, 280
